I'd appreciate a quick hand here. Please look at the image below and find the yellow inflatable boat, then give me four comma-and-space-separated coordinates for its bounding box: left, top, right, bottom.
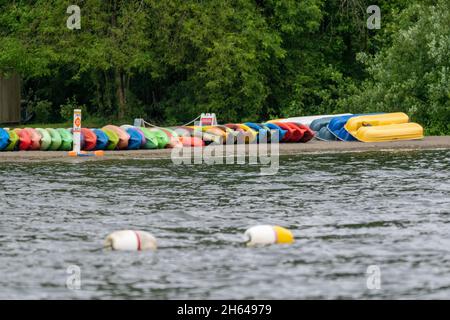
344, 113, 423, 142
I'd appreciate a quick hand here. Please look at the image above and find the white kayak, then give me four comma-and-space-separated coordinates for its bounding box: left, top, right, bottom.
277, 114, 352, 126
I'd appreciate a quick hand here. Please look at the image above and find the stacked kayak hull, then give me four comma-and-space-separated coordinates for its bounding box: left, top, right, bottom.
149, 128, 170, 148
344, 113, 423, 142
46, 128, 62, 151
327, 115, 359, 141
0, 128, 10, 150
35, 128, 52, 150
5, 130, 19, 151
352, 123, 424, 142
344, 113, 408, 136
57, 128, 73, 151
24, 128, 41, 150
125, 127, 142, 150
179, 136, 205, 147
309, 117, 338, 141
93, 129, 109, 150
137, 127, 159, 149
14, 129, 32, 151
102, 125, 129, 149
81, 128, 97, 151
102, 128, 120, 150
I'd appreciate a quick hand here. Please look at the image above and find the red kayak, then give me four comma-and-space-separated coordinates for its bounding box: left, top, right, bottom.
81, 128, 97, 151
14, 128, 32, 150
271, 122, 302, 142
23, 128, 41, 150
289, 123, 315, 142
179, 136, 205, 147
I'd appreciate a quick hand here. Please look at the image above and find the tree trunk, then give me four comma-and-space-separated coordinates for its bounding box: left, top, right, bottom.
115, 69, 126, 119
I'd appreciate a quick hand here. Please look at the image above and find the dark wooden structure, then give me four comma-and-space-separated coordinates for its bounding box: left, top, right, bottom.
0, 73, 21, 124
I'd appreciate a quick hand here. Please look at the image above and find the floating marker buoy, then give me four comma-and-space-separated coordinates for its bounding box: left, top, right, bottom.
104, 230, 157, 251
244, 225, 294, 246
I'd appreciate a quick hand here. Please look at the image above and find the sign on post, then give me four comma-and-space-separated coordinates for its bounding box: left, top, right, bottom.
73, 109, 82, 153
199, 113, 217, 126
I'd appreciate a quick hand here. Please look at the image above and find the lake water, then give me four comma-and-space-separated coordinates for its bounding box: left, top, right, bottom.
0, 149, 449, 299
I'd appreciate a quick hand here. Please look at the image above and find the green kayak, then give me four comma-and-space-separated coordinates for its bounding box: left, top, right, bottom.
148, 128, 169, 149
5, 130, 19, 151
102, 128, 119, 150
46, 128, 62, 150
35, 128, 52, 150
57, 128, 73, 151
138, 127, 159, 149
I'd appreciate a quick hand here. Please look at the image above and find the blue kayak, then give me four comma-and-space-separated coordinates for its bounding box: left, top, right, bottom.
310, 117, 336, 132
327, 115, 360, 141
126, 128, 142, 150
328, 113, 383, 141
244, 122, 268, 142
310, 117, 339, 141
93, 129, 109, 150
0, 128, 9, 150
261, 123, 286, 142
317, 127, 338, 141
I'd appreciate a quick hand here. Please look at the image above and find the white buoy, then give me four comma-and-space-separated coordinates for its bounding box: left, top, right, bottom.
244, 225, 294, 246
104, 230, 157, 251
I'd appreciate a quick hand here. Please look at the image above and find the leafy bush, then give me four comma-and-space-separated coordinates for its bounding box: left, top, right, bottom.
60, 97, 88, 121
29, 100, 53, 123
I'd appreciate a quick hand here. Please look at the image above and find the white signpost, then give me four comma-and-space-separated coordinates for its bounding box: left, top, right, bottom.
73, 109, 82, 153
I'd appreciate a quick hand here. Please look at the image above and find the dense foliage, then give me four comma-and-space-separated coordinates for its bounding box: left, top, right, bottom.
0, 0, 448, 133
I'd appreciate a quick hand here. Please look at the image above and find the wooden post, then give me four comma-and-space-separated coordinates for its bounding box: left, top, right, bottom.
0, 73, 21, 124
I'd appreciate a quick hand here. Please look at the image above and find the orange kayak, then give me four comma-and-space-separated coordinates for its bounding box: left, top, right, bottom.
102, 125, 130, 149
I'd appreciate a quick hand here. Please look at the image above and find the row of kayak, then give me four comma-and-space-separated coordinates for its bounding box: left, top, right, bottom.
281, 112, 424, 142
0, 112, 423, 151
0, 122, 315, 152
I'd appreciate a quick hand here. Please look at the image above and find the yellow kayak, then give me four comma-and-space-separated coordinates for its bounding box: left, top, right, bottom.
351, 123, 424, 142
236, 124, 258, 143
344, 112, 423, 142
345, 112, 409, 134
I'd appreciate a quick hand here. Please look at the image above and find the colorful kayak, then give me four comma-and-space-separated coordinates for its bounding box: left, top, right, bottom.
309, 117, 335, 132
81, 128, 97, 151
149, 128, 170, 148
0, 128, 10, 150
23, 128, 41, 150
46, 128, 62, 151
316, 127, 338, 141
344, 113, 409, 137
225, 124, 257, 143
125, 127, 142, 150
13, 129, 32, 151
121, 125, 146, 147
262, 123, 286, 142
179, 136, 205, 147
35, 128, 52, 150
57, 128, 73, 151
309, 117, 338, 141
351, 123, 424, 142
4, 130, 19, 151
161, 128, 182, 148
102, 125, 130, 149
244, 123, 269, 143
102, 128, 120, 150
289, 123, 315, 142
271, 122, 303, 142
327, 115, 359, 141
137, 127, 159, 149
92, 129, 109, 150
